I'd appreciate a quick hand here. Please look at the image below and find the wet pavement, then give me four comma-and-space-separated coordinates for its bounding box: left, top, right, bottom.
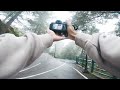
11, 53, 98, 79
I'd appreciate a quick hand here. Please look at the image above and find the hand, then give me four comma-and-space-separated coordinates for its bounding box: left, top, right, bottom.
47, 30, 66, 42
66, 19, 77, 40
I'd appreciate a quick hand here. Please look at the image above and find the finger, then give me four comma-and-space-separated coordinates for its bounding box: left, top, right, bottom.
47, 30, 50, 33
66, 19, 72, 25
66, 19, 72, 22
56, 35, 66, 40
47, 29, 51, 33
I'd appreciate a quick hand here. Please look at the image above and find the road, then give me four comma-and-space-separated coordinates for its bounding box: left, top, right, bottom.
10, 53, 97, 79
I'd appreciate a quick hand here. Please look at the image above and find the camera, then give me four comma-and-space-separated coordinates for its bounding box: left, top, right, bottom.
49, 20, 78, 37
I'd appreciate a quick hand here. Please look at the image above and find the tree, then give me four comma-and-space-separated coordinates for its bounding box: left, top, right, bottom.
27, 11, 52, 34
0, 11, 23, 25
72, 11, 119, 34
0, 11, 23, 35
6, 11, 22, 26
2, 11, 15, 23
115, 21, 120, 36
0, 11, 51, 36
55, 41, 82, 60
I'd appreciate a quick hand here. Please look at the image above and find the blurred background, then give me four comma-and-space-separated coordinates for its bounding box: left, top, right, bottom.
0, 11, 120, 79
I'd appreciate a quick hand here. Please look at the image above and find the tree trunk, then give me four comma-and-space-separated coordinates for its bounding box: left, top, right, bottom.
3, 11, 15, 23
6, 11, 22, 26
0, 20, 19, 36
0, 20, 9, 34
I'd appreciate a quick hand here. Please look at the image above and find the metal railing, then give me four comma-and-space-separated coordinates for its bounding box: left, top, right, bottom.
76, 49, 118, 79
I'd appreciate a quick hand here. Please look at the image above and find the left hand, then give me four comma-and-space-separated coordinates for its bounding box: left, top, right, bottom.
47, 30, 66, 42
66, 19, 77, 41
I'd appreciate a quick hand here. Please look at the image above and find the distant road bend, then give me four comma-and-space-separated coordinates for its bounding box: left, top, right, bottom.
11, 53, 97, 79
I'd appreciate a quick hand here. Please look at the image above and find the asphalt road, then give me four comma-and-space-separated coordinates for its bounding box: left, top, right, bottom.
10, 53, 94, 79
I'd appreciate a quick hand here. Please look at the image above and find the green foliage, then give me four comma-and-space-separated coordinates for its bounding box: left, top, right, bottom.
49, 40, 82, 60
0, 11, 22, 24
27, 11, 52, 34
115, 21, 120, 36
9, 27, 24, 37
0, 11, 52, 36
61, 43, 81, 60
72, 11, 119, 34
6, 11, 23, 26
14, 27, 24, 36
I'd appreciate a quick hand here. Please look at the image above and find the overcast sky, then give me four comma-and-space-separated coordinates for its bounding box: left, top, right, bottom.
54, 11, 119, 33
0, 11, 119, 33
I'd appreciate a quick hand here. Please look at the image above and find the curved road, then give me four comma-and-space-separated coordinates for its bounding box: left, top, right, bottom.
10, 53, 97, 79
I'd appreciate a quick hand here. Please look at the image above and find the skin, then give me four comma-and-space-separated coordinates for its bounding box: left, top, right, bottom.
48, 20, 77, 41
0, 19, 77, 78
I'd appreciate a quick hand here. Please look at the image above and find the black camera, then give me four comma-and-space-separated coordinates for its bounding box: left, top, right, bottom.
49, 20, 78, 37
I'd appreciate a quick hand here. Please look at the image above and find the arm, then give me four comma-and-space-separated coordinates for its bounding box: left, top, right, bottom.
66, 20, 120, 77
0, 31, 65, 79
0, 33, 53, 78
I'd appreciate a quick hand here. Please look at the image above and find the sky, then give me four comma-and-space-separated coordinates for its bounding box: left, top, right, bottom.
47, 11, 75, 23
96, 18, 119, 33
0, 11, 119, 46
0, 11, 119, 33
48, 11, 119, 33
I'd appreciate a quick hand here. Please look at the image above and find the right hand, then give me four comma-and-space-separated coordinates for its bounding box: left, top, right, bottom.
47, 29, 66, 42
66, 19, 77, 40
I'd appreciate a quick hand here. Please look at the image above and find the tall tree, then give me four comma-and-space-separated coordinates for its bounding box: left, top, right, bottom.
0, 11, 23, 35
2, 11, 15, 23
72, 11, 119, 34
27, 11, 51, 34
115, 21, 120, 36
6, 11, 22, 26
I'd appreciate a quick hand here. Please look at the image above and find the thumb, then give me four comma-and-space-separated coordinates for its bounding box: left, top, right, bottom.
66, 19, 72, 25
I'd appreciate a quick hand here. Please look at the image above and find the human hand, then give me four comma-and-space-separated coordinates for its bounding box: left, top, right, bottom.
66, 19, 77, 40
47, 29, 66, 42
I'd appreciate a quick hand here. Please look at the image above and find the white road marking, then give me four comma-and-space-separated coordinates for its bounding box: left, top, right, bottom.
69, 65, 88, 79
19, 63, 41, 72
16, 63, 66, 79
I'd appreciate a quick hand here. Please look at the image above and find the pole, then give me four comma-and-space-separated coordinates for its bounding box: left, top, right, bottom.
83, 54, 89, 73
91, 60, 94, 73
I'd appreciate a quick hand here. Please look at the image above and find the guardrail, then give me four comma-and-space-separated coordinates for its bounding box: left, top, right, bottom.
76, 49, 118, 79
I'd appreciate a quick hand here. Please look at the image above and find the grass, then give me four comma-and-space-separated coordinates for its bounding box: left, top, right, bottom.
77, 58, 116, 79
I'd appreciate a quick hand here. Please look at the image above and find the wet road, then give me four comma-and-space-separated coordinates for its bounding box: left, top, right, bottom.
11, 53, 90, 79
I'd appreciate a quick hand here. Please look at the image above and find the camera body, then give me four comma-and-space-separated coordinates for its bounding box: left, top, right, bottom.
49, 20, 68, 37
49, 20, 78, 37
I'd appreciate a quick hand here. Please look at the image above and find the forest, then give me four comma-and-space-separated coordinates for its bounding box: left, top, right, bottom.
0, 11, 120, 79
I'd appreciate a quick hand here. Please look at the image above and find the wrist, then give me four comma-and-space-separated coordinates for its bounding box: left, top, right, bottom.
69, 31, 77, 41
48, 33, 55, 41
71, 34, 77, 41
